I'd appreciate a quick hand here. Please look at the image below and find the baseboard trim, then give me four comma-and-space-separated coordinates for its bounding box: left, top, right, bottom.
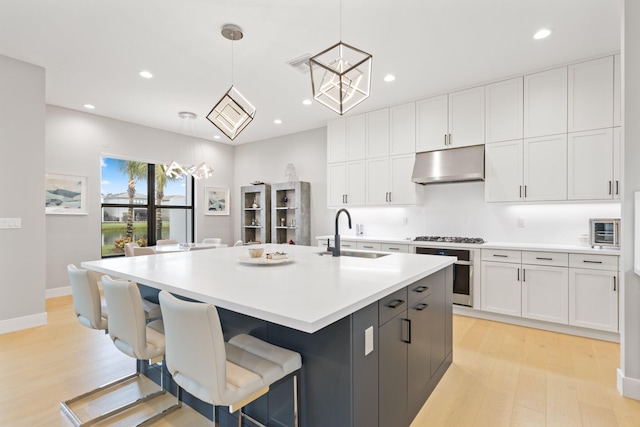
453, 306, 620, 343
46, 286, 71, 299
617, 368, 640, 400
0, 312, 47, 334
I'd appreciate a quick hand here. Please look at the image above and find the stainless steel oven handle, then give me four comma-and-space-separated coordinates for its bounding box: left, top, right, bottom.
455, 260, 472, 266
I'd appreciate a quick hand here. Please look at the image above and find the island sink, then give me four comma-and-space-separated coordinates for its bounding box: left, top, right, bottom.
317, 249, 390, 259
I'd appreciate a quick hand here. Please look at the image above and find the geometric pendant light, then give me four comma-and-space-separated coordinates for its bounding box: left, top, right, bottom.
309, 41, 372, 115
165, 111, 213, 180
206, 24, 256, 141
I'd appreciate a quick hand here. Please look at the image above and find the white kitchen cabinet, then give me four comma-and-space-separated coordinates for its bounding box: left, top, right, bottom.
524, 67, 567, 138
327, 160, 366, 207
340, 240, 356, 249
568, 128, 614, 200
327, 115, 366, 164
568, 56, 614, 133
613, 127, 621, 200
485, 140, 523, 202
366, 154, 420, 205
521, 264, 569, 325
381, 243, 409, 253
569, 268, 618, 332
390, 102, 416, 155
523, 134, 567, 201
416, 86, 484, 152
481, 261, 522, 316
614, 54, 621, 127
485, 135, 566, 203
485, 77, 523, 143
366, 108, 390, 158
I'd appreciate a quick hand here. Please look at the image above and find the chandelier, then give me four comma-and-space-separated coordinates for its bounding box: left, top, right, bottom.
165, 111, 213, 180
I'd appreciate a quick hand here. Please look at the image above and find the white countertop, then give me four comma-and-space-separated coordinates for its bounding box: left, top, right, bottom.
316, 235, 621, 255
82, 244, 455, 334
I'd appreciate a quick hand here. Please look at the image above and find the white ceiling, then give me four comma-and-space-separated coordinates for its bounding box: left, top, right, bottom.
0, 0, 621, 145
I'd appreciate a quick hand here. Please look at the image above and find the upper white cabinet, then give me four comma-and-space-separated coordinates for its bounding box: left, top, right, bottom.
485, 77, 523, 143
366, 108, 390, 158
416, 86, 485, 152
390, 102, 416, 155
568, 56, 614, 132
568, 128, 614, 200
485, 134, 567, 202
366, 154, 421, 205
613, 127, 621, 199
327, 161, 366, 207
524, 67, 567, 138
327, 115, 366, 163
614, 53, 621, 127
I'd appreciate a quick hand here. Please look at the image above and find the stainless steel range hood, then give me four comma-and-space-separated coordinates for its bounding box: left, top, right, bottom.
411, 145, 485, 184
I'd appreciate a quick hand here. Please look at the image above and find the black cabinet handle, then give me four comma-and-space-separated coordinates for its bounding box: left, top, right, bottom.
402, 318, 411, 344
609, 181, 612, 195
387, 299, 405, 309
536, 257, 553, 261
517, 268, 520, 281
414, 303, 428, 311
412, 285, 429, 293
523, 268, 526, 282
613, 276, 617, 291
493, 254, 508, 258
519, 186, 522, 198
583, 260, 603, 264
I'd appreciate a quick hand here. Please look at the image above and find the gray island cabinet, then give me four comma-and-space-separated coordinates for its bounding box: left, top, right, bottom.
82, 244, 454, 427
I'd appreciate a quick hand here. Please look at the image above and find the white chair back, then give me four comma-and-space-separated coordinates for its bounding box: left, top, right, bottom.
68, 264, 107, 330
202, 238, 222, 244
159, 291, 228, 405
124, 242, 139, 257
233, 240, 244, 247
102, 276, 164, 360
156, 239, 178, 245
133, 247, 155, 256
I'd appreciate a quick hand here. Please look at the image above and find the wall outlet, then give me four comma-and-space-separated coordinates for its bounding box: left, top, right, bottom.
0, 218, 21, 229
364, 326, 374, 356
517, 217, 525, 228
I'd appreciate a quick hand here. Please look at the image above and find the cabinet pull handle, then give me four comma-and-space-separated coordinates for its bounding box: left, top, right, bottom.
616, 181, 619, 195
402, 318, 411, 344
444, 134, 447, 146
517, 268, 520, 281
613, 276, 617, 291
609, 181, 612, 195
493, 254, 508, 258
519, 186, 523, 198
414, 303, 429, 311
524, 185, 527, 198
449, 133, 452, 146
583, 260, 603, 264
536, 257, 553, 261
413, 285, 429, 293
388, 192, 392, 202
363, 245, 374, 249
388, 247, 400, 251
387, 299, 405, 309
523, 268, 526, 282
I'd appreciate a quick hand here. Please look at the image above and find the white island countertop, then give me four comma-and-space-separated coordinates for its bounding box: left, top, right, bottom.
82, 244, 455, 334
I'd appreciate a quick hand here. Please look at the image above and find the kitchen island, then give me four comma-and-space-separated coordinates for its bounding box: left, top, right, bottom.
82, 244, 455, 427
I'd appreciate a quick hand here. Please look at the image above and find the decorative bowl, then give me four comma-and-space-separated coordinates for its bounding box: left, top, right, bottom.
248, 248, 264, 258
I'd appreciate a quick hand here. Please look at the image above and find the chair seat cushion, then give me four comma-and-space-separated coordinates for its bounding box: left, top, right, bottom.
227, 334, 302, 381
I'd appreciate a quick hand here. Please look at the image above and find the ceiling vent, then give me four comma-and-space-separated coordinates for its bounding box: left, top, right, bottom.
287, 54, 311, 73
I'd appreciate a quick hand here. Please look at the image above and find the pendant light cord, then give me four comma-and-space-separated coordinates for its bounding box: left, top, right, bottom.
231, 40, 234, 86
339, 0, 342, 41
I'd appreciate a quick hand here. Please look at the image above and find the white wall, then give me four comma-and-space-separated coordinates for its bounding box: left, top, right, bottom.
233, 127, 333, 242
45, 106, 234, 291
619, 0, 640, 400
0, 55, 46, 332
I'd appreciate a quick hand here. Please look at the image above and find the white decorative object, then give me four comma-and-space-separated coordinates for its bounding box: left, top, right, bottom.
284, 163, 298, 182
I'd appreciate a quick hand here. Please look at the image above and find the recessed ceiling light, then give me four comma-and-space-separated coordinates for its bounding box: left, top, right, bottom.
384, 74, 396, 82
139, 70, 153, 79
302, 99, 312, 106
274, 119, 282, 124
533, 28, 552, 40
83, 104, 95, 109
213, 135, 221, 140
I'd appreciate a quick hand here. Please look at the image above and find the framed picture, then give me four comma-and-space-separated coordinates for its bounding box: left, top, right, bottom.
45, 173, 88, 215
205, 186, 230, 216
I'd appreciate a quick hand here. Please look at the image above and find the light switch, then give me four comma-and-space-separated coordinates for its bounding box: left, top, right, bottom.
0, 218, 21, 229
364, 326, 374, 356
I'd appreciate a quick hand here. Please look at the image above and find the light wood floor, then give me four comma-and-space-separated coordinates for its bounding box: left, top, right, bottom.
1, 297, 639, 426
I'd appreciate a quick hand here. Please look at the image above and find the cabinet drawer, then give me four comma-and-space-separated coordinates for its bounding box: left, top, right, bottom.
522, 251, 568, 267
569, 253, 618, 271
340, 240, 356, 249
408, 278, 432, 306
357, 241, 382, 251
481, 249, 521, 263
379, 287, 408, 326
381, 243, 409, 253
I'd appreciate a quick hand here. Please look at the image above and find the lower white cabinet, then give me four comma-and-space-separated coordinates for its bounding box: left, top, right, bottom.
481, 261, 521, 316
568, 253, 619, 332
381, 243, 409, 253
521, 264, 568, 324
356, 241, 381, 251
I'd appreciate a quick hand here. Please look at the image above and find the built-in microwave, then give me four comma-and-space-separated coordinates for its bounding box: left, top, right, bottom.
589, 218, 621, 248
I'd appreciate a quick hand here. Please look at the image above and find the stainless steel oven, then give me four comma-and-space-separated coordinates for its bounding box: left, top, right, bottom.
415, 247, 473, 306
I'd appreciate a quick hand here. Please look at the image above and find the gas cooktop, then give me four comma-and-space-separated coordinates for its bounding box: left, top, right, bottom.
414, 236, 485, 244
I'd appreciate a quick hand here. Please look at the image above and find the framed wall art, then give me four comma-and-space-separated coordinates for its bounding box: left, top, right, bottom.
45, 173, 88, 215
205, 186, 230, 215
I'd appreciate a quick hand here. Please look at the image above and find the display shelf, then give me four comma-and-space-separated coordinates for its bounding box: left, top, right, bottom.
241, 184, 271, 244
271, 181, 310, 245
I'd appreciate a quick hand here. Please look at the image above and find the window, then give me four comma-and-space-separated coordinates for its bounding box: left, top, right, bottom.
101, 157, 194, 257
